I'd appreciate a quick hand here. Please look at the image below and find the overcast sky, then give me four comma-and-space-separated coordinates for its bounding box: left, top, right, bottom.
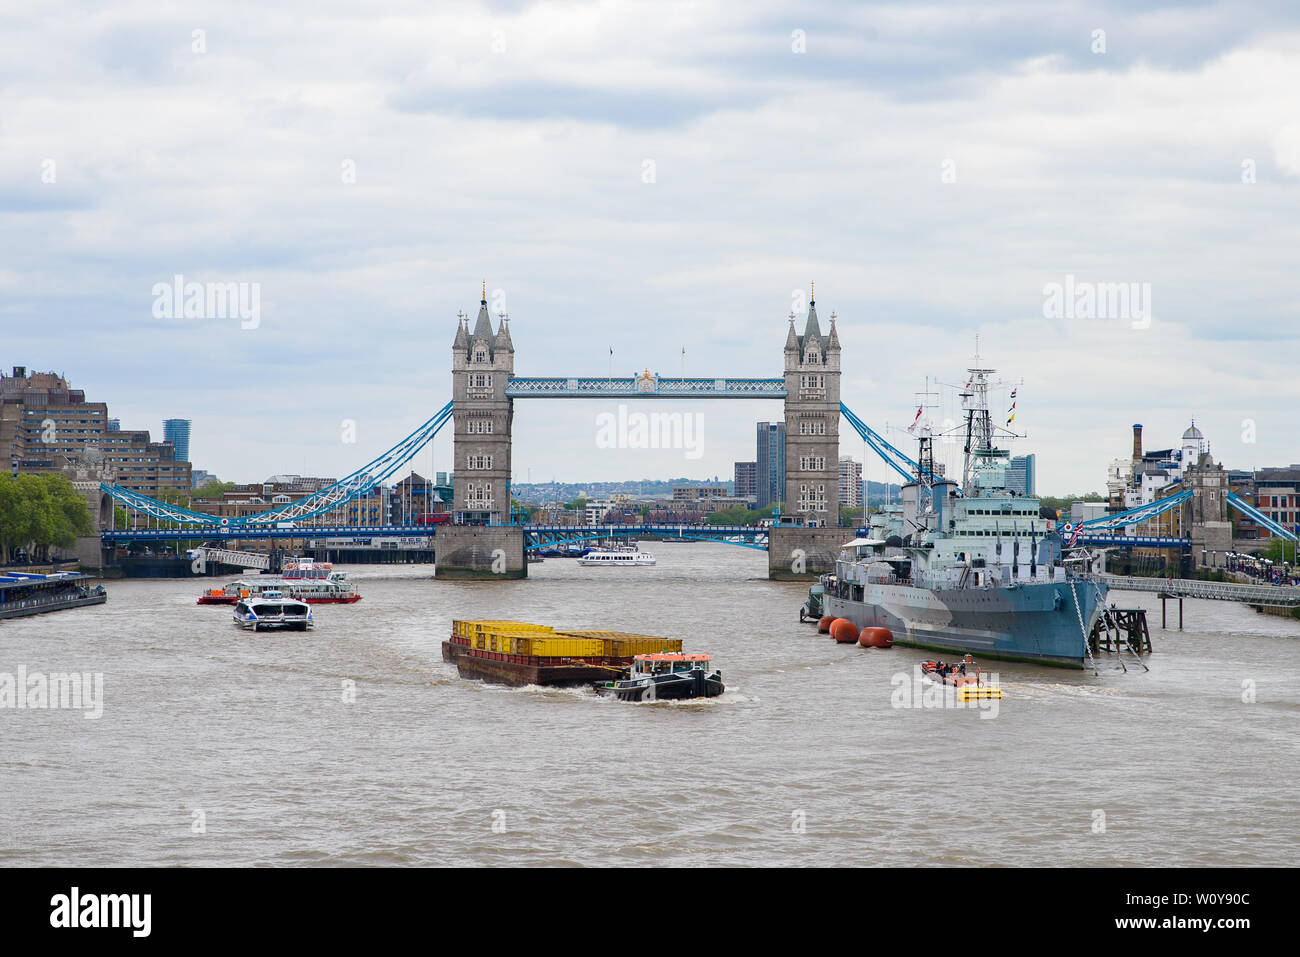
3, 1, 1298, 494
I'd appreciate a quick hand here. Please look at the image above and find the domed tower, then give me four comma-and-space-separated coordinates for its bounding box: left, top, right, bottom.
1181, 420, 1205, 470
783, 283, 840, 527
451, 282, 514, 524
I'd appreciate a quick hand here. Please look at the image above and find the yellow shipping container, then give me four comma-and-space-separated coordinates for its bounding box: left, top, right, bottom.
553, 630, 682, 656
515, 636, 605, 658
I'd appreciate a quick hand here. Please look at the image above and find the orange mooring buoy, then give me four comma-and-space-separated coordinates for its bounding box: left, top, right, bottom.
817, 615, 835, 634
830, 618, 860, 644
858, 626, 894, 648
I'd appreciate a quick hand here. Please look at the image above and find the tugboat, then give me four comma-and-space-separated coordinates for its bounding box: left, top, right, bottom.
198, 580, 257, 604
232, 589, 314, 632
595, 653, 724, 701
799, 582, 825, 622
921, 654, 1003, 700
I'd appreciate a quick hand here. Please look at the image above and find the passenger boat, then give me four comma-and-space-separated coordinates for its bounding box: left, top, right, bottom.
577, 546, 656, 566
0, 571, 107, 619
594, 653, 724, 701
920, 654, 1003, 700
198, 559, 361, 605
279, 558, 362, 603
232, 590, 313, 631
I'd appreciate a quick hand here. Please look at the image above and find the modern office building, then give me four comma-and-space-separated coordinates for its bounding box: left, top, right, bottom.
163, 418, 192, 465
1007, 453, 1037, 496
838, 456, 862, 506
672, 485, 728, 502
755, 422, 786, 509
190, 469, 220, 488
734, 461, 757, 500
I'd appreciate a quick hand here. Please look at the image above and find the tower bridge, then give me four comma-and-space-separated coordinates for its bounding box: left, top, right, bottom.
436, 284, 845, 577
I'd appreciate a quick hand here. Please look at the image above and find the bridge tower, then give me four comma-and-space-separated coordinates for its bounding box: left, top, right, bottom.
451, 283, 514, 524
783, 285, 840, 527
1181, 427, 1231, 569
768, 286, 845, 580
437, 283, 526, 579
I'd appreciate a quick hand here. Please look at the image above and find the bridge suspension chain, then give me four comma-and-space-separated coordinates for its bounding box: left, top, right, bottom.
101, 400, 455, 527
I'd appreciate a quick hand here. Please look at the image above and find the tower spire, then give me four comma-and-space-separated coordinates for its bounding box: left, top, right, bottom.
481, 279, 487, 303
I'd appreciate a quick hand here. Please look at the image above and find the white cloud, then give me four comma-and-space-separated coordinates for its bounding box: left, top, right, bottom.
3, 1, 1298, 492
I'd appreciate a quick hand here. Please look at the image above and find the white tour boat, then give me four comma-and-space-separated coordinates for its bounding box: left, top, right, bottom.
577, 546, 656, 566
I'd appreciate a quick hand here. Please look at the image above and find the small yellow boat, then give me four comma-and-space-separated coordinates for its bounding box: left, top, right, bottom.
923, 655, 1004, 700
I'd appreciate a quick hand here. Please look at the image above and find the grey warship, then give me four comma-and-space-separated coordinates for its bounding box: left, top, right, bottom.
816, 365, 1107, 668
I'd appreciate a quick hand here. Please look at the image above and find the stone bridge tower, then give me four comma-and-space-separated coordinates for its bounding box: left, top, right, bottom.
1181, 423, 1231, 568
437, 284, 526, 579
451, 283, 514, 525
783, 285, 841, 527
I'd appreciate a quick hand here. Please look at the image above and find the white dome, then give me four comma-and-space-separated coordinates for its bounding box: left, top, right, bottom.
1183, 422, 1203, 441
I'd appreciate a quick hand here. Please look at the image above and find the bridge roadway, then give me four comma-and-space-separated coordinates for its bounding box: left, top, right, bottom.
1096, 573, 1300, 606
102, 524, 437, 543
101, 523, 782, 548
504, 376, 787, 399
1078, 534, 1191, 548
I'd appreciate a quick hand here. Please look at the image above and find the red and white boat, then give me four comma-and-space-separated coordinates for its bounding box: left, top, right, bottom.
197, 558, 361, 605
279, 558, 362, 604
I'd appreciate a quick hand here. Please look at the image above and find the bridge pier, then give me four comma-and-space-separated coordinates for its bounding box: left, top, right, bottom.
434, 525, 527, 580
767, 526, 845, 580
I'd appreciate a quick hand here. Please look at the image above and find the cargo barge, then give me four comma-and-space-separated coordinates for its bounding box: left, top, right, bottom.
443, 619, 682, 687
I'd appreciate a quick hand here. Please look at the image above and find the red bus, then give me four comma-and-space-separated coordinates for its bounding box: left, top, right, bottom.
414, 512, 451, 526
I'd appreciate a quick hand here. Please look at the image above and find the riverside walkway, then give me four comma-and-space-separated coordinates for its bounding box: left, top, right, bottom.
1097, 574, 1300, 607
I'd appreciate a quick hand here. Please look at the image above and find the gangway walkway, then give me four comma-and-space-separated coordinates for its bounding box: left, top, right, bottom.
1096, 573, 1300, 606
189, 547, 270, 571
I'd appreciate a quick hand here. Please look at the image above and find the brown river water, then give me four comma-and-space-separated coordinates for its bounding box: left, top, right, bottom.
2, 542, 1297, 866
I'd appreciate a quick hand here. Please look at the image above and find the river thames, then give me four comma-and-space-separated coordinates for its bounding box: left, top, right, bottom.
3, 543, 1297, 866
